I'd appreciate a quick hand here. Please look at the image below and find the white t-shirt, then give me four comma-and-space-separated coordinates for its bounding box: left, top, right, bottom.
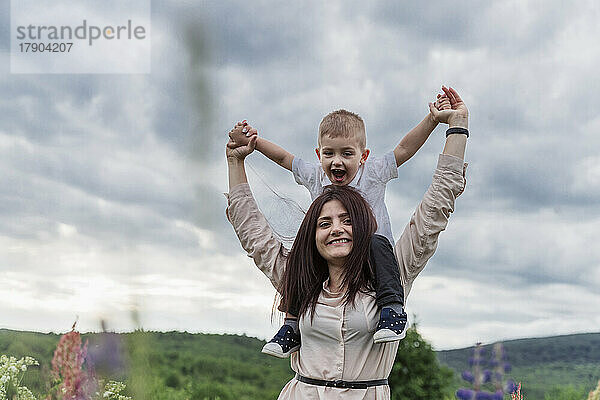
291, 151, 398, 244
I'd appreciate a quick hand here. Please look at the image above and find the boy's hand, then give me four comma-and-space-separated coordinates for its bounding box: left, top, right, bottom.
228, 120, 258, 149
430, 93, 452, 123
434, 93, 451, 111
226, 130, 257, 160
428, 86, 469, 128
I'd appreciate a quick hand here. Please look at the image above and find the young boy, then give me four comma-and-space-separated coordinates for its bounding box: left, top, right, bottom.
228, 95, 450, 358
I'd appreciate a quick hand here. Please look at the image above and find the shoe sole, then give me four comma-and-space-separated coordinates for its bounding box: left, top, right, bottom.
373, 328, 406, 344
261, 343, 300, 358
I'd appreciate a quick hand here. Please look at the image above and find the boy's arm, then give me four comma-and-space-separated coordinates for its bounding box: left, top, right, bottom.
255, 137, 294, 171
393, 94, 451, 167
229, 122, 295, 171
393, 115, 438, 167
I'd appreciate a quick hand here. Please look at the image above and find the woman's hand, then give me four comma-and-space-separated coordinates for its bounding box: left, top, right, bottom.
228, 120, 258, 149
428, 86, 469, 129
226, 124, 256, 189
434, 93, 451, 112
226, 123, 257, 161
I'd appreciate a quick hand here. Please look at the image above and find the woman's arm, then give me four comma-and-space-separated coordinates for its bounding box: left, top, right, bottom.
428, 86, 468, 160
395, 154, 466, 298
225, 132, 288, 290
398, 86, 469, 298
227, 128, 256, 189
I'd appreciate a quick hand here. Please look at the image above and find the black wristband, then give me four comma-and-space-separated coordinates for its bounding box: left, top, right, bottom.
446, 127, 469, 138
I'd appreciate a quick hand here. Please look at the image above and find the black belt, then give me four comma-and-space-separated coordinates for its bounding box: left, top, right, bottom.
296, 374, 388, 389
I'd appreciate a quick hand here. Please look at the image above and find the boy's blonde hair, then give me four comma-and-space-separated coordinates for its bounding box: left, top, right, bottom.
318, 109, 366, 149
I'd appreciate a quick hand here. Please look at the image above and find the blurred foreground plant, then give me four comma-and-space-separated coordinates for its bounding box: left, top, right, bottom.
511, 382, 523, 400
2, 320, 131, 400
46, 322, 131, 400
100, 381, 131, 400
0, 355, 38, 400
588, 380, 600, 400
48, 322, 92, 399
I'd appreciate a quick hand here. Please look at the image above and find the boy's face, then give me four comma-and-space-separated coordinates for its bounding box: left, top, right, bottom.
316, 134, 370, 186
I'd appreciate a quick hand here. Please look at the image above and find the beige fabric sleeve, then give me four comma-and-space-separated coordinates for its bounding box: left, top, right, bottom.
225, 183, 289, 291
395, 154, 468, 298
226, 153, 466, 299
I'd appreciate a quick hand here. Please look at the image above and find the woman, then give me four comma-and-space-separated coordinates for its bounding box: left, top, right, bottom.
226, 87, 468, 399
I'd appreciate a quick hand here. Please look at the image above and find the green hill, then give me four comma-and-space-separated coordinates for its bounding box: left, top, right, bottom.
436, 333, 600, 400
2, 329, 599, 399
0, 329, 293, 399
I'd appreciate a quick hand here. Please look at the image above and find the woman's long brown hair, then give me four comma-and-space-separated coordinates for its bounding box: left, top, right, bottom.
278, 185, 378, 321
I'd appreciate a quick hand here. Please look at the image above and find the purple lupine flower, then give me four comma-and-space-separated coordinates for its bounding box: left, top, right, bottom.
456, 388, 475, 400
462, 371, 475, 384
460, 342, 517, 400
505, 379, 517, 393
86, 332, 126, 376
475, 391, 494, 400
482, 369, 492, 383
492, 390, 504, 400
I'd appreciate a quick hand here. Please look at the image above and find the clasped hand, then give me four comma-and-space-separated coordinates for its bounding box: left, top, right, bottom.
226, 121, 257, 160
226, 85, 468, 159
428, 86, 469, 128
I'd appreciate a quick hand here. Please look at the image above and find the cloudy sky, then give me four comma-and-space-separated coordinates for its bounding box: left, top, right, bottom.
1, 0, 599, 350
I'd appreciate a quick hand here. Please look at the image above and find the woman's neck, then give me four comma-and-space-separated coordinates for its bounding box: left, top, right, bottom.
327, 262, 345, 294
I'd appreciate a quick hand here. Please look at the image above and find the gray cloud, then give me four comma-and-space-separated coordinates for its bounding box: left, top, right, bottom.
198, 1, 321, 68
369, 2, 488, 46
1, 0, 599, 349
0, 2, 8, 51
370, 1, 577, 57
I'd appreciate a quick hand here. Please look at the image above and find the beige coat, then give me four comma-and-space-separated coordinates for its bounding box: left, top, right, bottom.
227, 154, 467, 400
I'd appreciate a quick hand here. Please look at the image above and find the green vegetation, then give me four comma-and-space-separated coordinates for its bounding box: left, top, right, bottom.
543, 385, 590, 400
1, 329, 599, 399
437, 333, 600, 400
390, 326, 455, 399
1, 329, 293, 399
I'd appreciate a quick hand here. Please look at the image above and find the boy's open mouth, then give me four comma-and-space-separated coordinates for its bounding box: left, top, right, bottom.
331, 169, 346, 182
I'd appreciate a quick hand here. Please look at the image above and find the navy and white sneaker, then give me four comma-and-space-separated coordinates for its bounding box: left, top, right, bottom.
373, 307, 408, 344
261, 325, 301, 358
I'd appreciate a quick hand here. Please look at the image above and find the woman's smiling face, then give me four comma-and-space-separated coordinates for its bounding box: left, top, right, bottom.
315, 199, 353, 266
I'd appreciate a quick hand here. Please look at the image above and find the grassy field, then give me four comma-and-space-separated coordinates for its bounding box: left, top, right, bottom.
1, 329, 293, 399
436, 332, 600, 400
2, 329, 599, 399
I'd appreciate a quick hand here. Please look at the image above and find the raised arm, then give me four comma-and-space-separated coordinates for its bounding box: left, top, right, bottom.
393, 93, 452, 167
229, 122, 295, 171
227, 133, 255, 189
225, 134, 289, 289
393, 115, 439, 167
395, 153, 466, 299
256, 137, 294, 171
396, 86, 469, 298
429, 86, 469, 160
